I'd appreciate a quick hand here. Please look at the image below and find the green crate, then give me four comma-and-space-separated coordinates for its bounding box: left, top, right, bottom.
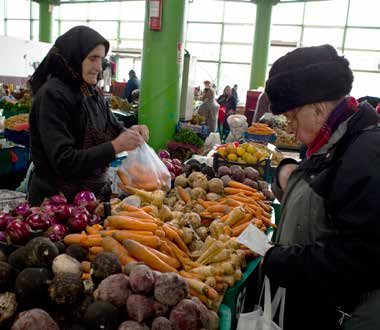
0, 148, 12, 176
222, 257, 261, 327
219, 304, 232, 330
270, 201, 281, 241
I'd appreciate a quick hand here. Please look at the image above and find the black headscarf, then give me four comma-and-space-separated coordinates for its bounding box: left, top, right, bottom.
29, 26, 110, 95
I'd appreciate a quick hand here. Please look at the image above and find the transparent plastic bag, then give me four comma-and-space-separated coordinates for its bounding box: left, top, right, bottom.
119, 142, 171, 191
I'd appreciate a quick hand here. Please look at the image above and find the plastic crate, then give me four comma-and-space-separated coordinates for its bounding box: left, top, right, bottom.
0, 148, 12, 176
177, 121, 209, 139
244, 132, 276, 144
219, 304, 232, 330
213, 152, 271, 182
222, 257, 261, 328
12, 146, 30, 173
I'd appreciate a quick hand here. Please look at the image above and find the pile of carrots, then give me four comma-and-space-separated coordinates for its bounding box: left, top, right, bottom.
247, 123, 276, 135
197, 180, 276, 236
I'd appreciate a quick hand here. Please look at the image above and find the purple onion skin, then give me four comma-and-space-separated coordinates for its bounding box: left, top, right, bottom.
45, 224, 68, 242
67, 212, 88, 232
88, 214, 102, 226
13, 203, 31, 219
0, 213, 14, 231
25, 213, 51, 231
74, 191, 97, 213
6, 220, 32, 244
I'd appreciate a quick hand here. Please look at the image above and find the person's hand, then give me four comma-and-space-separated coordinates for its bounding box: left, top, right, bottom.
278, 164, 298, 191
111, 129, 144, 154
131, 125, 149, 142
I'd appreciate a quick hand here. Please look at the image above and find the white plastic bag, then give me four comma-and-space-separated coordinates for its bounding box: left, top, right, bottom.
226, 114, 248, 142
119, 142, 171, 191
237, 276, 285, 330
204, 132, 221, 151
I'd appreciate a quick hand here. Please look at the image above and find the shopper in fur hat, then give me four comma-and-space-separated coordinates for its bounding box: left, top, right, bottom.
262, 44, 380, 330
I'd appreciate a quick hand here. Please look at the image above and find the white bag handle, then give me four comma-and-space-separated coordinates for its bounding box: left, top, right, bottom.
263, 276, 286, 329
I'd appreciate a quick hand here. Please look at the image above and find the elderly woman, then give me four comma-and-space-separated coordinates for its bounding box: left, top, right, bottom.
28, 26, 148, 205
262, 45, 380, 330
198, 87, 219, 133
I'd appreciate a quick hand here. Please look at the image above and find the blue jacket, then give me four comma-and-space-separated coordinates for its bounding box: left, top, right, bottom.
123, 77, 140, 103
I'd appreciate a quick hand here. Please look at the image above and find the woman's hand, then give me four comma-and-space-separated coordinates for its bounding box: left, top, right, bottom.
111, 129, 144, 154
131, 125, 149, 142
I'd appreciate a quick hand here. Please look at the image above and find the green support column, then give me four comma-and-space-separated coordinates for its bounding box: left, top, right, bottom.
139, 0, 187, 150
249, 0, 277, 89
39, 0, 53, 43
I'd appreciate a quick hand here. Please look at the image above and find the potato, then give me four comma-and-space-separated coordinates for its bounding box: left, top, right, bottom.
129, 265, 155, 295
154, 273, 188, 306
151, 317, 174, 330
262, 189, 275, 201
127, 295, 154, 322
231, 167, 245, 183
242, 178, 258, 190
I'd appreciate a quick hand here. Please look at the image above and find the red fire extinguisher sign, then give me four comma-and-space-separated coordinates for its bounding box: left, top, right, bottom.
149, 0, 162, 31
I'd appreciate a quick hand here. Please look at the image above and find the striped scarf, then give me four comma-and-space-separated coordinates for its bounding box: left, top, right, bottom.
306, 97, 358, 158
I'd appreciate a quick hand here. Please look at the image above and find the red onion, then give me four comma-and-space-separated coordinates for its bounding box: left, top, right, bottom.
0, 231, 6, 242
67, 212, 88, 232
45, 224, 68, 242
172, 165, 183, 176
50, 194, 67, 205
158, 150, 170, 159
172, 158, 182, 166
74, 190, 97, 213
54, 204, 71, 223
6, 220, 32, 244
88, 214, 102, 226
0, 213, 14, 231
13, 202, 31, 219
25, 213, 51, 231
30, 207, 41, 214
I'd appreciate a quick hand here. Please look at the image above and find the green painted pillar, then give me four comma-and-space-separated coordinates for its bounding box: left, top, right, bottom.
139, 0, 187, 150
39, 0, 53, 43
249, 0, 276, 89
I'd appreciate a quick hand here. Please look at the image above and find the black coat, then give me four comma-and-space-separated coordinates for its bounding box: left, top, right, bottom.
264, 104, 380, 329
29, 77, 123, 205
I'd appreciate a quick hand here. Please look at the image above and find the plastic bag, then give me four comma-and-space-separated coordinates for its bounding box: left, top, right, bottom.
204, 132, 221, 152
119, 142, 171, 191
237, 277, 285, 330
226, 114, 248, 142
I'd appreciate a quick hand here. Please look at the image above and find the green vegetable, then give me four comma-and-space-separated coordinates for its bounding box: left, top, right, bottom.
174, 129, 204, 148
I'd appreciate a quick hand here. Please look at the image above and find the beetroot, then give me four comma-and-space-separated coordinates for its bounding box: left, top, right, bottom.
158, 150, 170, 159
91, 253, 122, 286
45, 224, 68, 242
217, 166, 231, 177
11, 308, 59, 330
6, 220, 31, 244
191, 296, 219, 330
49, 273, 84, 305
244, 167, 259, 180
129, 264, 155, 294
83, 301, 118, 330
67, 212, 88, 232
152, 317, 174, 330
169, 299, 200, 330
13, 203, 31, 219
172, 158, 181, 166
242, 178, 258, 190
94, 273, 131, 308
127, 294, 154, 322
0, 231, 6, 242
74, 190, 97, 213
154, 272, 188, 306
118, 320, 149, 330
152, 300, 169, 317
25, 213, 51, 230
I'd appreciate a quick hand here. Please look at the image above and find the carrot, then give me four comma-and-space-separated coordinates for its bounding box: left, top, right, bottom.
257, 200, 273, 212
120, 204, 140, 212
206, 204, 231, 214
86, 226, 99, 235
64, 234, 87, 245
200, 212, 215, 220
185, 278, 219, 301
158, 240, 176, 257
179, 270, 204, 280
89, 246, 104, 254
223, 226, 232, 236
92, 224, 103, 231
123, 239, 177, 273
102, 236, 136, 265
232, 221, 253, 236
220, 198, 242, 207
197, 199, 217, 209
80, 234, 102, 247
147, 246, 181, 269
112, 231, 161, 248
177, 186, 191, 203
233, 213, 253, 228
228, 180, 258, 193
107, 216, 158, 231
189, 288, 215, 310
120, 210, 155, 220
117, 169, 130, 185
162, 224, 190, 255
81, 261, 91, 273
114, 213, 161, 225
81, 273, 91, 280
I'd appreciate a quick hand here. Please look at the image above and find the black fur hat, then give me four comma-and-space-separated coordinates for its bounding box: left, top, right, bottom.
265, 44, 354, 115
